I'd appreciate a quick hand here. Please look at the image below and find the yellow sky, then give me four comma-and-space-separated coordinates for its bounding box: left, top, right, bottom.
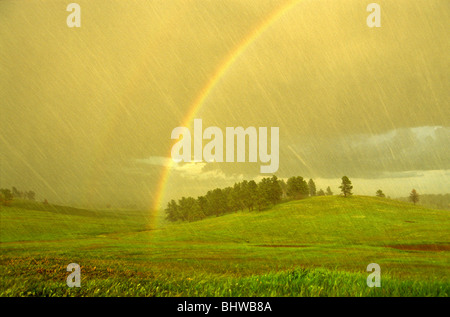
0, 0, 449, 208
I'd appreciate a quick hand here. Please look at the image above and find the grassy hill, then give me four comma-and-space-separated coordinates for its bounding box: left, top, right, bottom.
1, 196, 448, 296
397, 193, 450, 210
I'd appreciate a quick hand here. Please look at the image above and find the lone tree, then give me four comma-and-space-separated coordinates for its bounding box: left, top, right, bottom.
339, 176, 353, 197
409, 189, 419, 205
326, 186, 333, 196
308, 179, 317, 197
376, 189, 385, 198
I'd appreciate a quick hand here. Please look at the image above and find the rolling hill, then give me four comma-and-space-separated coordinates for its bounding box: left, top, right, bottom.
1, 196, 448, 296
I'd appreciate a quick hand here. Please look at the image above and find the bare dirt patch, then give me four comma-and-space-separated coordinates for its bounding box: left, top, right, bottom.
255, 244, 308, 248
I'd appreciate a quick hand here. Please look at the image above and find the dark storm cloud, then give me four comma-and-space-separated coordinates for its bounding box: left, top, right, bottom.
280, 126, 450, 179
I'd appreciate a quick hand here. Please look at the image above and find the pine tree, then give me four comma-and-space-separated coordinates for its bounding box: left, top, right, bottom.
409, 189, 419, 205
256, 178, 271, 210
165, 199, 179, 221
339, 176, 353, 197
286, 176, 309, 199
246, 180, 258, 211
269, 175, 283, 205
231, 182, 244, 212
279, 179, 287, 199
308, 179, 317, 197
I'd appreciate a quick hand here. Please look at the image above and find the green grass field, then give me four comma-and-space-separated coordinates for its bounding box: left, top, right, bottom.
1, 196, 449, 296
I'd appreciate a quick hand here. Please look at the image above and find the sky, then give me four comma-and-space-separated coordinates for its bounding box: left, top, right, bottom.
0, 0, 449, 209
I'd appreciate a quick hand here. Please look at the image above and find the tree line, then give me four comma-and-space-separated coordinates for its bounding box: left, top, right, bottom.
166, 175, 424, 222
165, 176, 335, 222
375, 188, 420, 205
0, 187, 36, 206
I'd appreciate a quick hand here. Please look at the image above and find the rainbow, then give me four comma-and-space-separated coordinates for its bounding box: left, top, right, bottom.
152, 0, 302, 217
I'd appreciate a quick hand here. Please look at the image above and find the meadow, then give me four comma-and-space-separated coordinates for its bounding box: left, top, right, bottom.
0, 196, 448, 296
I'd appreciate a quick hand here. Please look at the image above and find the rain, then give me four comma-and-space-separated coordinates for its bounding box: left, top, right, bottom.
0, 0, 448, 208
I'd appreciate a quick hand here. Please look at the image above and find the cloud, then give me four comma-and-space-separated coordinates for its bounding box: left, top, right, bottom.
280, 126, 450, 179
135, 156, 244, 182
135, 156, 172, 167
